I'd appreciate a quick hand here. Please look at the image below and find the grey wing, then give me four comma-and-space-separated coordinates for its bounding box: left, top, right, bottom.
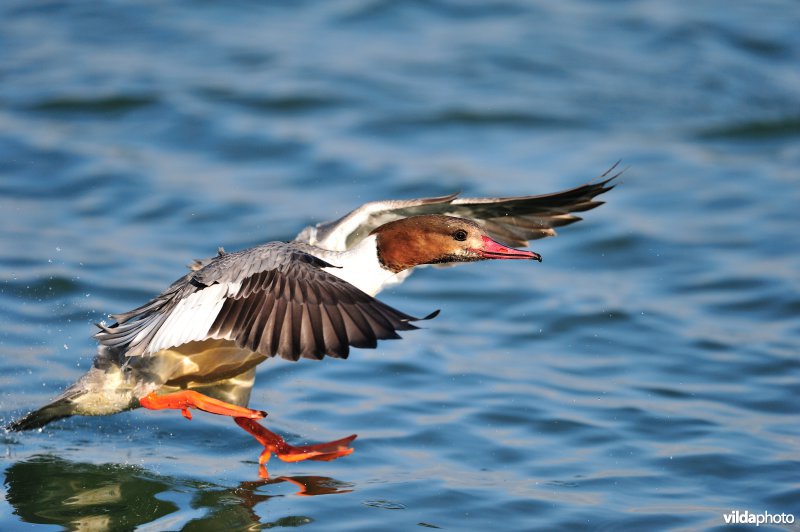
95, 242, 437, 361
447, 163, 620, 246
300, 163, 620, 251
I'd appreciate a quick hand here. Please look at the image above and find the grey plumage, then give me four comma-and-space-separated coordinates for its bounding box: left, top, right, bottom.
95, 242, 435, 362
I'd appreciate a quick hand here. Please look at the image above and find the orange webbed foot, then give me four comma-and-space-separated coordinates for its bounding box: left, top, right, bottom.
234, 417, 356, 478
139, 391, 267, 420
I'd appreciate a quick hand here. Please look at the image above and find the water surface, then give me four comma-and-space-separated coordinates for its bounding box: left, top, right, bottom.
1, 1, 799, 530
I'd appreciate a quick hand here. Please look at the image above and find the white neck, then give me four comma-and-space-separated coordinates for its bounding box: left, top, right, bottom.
319, 234, 400, 296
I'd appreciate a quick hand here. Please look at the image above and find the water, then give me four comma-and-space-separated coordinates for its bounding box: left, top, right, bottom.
1, 1, 798, 530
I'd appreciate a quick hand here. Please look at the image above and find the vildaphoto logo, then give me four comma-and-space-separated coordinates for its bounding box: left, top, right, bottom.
723, 510, 795, 526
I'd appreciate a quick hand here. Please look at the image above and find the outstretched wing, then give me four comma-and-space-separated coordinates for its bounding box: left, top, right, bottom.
95, 242, 437, 361
299, 163, 620, 250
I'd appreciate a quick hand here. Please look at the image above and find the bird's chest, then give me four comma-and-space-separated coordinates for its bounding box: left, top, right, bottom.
318, 236, 399, 296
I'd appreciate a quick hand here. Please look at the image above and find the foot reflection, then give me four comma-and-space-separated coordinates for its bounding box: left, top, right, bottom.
240, 475, 354, 498
4, 455, 353, 530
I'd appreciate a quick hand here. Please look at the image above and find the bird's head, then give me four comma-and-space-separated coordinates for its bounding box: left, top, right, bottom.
371, 215, 542, 273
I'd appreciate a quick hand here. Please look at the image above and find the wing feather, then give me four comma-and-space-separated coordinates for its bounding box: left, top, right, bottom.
301, 163, 620, 251
321, 303, 349, 357
303, 301, 325, 359
94, 242, 435, 361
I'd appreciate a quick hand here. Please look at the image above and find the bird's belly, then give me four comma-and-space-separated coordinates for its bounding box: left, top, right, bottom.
152, 339, 266, 388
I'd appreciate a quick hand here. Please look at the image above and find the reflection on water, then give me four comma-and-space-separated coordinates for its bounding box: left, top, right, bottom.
4, 455, 351, 530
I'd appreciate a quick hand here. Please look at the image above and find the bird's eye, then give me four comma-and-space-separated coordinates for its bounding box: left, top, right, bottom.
453, 229, 468, 241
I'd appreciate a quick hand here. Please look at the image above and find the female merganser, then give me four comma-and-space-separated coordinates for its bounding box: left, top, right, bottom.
7, 164, 618, 477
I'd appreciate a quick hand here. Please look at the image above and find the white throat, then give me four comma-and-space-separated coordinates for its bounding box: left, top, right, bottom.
320, 234, 401, 296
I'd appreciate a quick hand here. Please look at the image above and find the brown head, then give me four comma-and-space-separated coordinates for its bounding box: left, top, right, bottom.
371, 215, 542, 273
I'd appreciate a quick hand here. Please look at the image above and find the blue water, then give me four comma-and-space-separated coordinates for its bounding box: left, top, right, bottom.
1, 1, 799, 530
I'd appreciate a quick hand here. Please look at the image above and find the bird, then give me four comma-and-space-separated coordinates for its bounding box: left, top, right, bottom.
6, 163, 618, 477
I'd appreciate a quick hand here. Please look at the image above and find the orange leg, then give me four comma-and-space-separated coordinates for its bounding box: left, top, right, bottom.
234, 417, 356, 478
139, 391, 266, 421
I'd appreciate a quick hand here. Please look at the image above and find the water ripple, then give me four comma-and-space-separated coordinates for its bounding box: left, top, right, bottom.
2, 0, 799, 530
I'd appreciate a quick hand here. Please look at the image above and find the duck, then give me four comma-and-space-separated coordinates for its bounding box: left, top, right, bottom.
6, 164, 618, 477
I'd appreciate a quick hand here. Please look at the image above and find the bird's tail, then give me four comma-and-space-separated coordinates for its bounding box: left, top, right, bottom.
5, 390, 82, 432
5, 362, 135, 432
